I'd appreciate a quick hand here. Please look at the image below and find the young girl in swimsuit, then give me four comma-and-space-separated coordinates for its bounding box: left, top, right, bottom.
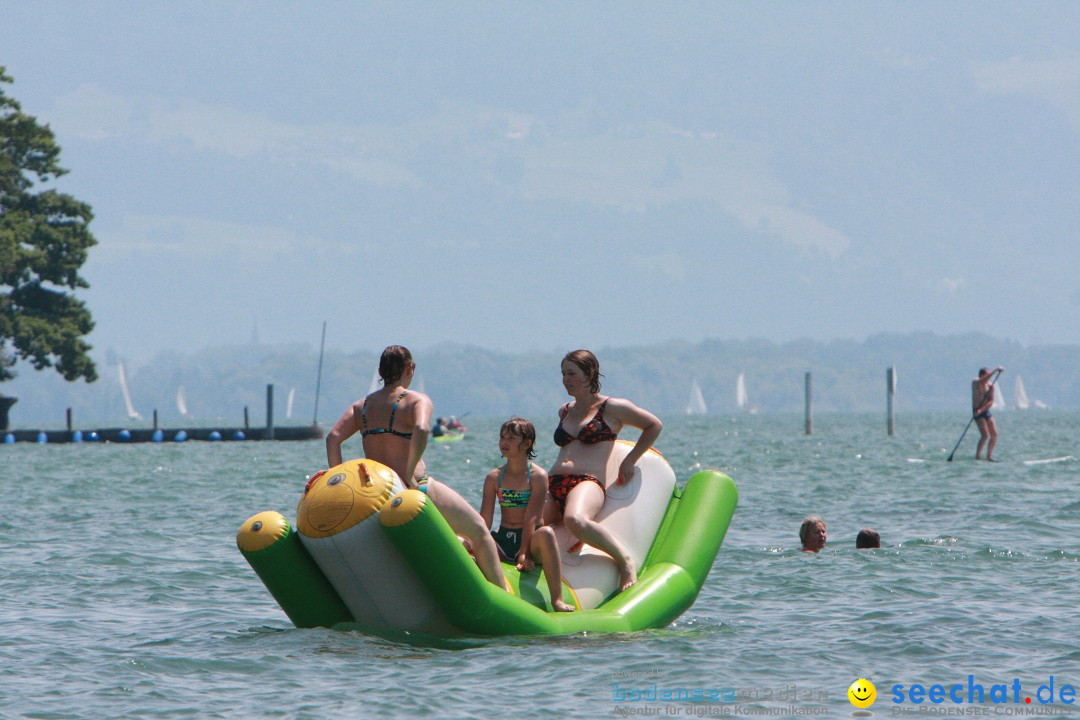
545, 349, 663, 592
325, 345, 509, 592
479, 418, 574, 612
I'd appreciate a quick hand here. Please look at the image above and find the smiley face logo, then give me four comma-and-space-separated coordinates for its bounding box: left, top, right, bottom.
848, 678, 876, 708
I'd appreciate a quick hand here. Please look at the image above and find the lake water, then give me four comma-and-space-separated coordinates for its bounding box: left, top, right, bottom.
2, 412, 1078, 719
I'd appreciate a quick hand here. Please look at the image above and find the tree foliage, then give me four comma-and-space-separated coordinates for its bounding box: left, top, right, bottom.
0, 67, 97, 383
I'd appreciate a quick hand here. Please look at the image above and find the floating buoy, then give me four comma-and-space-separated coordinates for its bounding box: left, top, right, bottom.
118, 429, 132, 442
209, 430, 222, 441
71, 430, 83, 443
151, 429, 164, 443
87, 431, 100, 442
3, 433, 14, 444
174, 430, 188, 442
37, 431, 48, 444
233, 430, 246, 441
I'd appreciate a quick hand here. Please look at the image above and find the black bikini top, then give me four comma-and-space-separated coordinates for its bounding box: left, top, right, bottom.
554, 399, 618, 447
361, 390, 412, 439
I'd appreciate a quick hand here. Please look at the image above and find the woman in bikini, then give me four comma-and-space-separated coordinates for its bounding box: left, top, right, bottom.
479, 417, 574, 612
545, 349, 663, 592
325, 345, 509, 591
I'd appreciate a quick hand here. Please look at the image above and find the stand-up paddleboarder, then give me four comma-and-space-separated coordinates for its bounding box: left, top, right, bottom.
972, 366, 1004, 461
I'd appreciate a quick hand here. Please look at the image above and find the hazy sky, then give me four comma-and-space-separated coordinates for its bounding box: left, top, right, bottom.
4, 2, 1079, 366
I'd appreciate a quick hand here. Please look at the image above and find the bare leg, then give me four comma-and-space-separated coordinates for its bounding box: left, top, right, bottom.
425, 479, 509, 592
975, 418, 989, 460
530, 526, 574, 612
986, 418, 998, 461
562, 481, 637, 591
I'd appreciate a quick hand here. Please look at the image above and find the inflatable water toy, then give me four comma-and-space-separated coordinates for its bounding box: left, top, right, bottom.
237, 440, 737, 636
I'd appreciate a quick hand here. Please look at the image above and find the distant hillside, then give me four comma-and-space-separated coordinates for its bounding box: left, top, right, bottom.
2, 333, 1076, 428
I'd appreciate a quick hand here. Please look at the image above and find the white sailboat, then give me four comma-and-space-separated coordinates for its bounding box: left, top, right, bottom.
685, 379, 707, 415
992, 380, 1006, 411
117, 361, 142, 421
286, 387, 296, 419
1014, 375, 1030, 411
735, 372, 757, 413
176, 385, 192, 418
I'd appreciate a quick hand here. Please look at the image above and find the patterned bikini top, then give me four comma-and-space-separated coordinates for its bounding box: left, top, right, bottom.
497, 463, 532, 509
360, 390, 412, 439
553, 399, 618, 447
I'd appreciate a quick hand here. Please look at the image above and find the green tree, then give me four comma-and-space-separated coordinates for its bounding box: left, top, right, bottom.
0, 67, 97, 383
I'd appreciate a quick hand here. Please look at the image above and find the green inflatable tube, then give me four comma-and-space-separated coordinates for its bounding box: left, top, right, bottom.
237, 511, 355, 629
380, 469, 737, 635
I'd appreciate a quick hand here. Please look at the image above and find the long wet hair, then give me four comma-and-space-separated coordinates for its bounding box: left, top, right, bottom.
563, 349, 603, 393
500, 417, 537, 460
378, 345, 413, 387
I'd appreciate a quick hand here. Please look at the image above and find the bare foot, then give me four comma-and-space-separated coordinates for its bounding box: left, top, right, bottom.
552, 599, 576, 612
618, 562, 637, 592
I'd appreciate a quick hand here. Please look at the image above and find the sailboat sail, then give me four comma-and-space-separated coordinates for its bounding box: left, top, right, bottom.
992, 380, 1006, 410
286, 387, 296, 419
368, 368, 381, 394
736, 373, 748, 409
685, 379, 707, 415
1014, 376, 1030, 410
176, 385, 191, 418
117, 361, 142, 420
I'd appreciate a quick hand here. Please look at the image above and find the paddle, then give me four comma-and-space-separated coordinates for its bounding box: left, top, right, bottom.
946, 367, 1003, 462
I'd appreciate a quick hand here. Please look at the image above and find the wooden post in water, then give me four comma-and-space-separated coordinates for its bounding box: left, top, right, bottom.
887, 365, 896, 436
66, 408, 73, 432
153, 409, 159, 430
266, 384, 275, 440
244, 406, 250, 430
804, 371, 813, 435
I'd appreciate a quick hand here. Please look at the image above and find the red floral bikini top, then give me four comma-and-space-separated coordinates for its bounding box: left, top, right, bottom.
554, 399, 619, 447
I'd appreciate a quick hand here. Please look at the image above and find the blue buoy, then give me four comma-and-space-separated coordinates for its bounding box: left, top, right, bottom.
232, 430, 246, 441
174, 430, 188, 442
151, 429, 164, 443
209, 430, 222, 441
37, 431, 48, 444
72, 430, 83, 443
87, 431, 100, 442
118, 429, 132, 442
3, 433, 14, 444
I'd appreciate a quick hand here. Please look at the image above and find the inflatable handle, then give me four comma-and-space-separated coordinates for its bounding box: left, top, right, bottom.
237, 511, 354, 628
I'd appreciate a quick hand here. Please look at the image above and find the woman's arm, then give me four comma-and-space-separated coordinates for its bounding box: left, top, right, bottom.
607, 398, 663, 485
325, 402, 361, 466
403, 395, 433, 487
